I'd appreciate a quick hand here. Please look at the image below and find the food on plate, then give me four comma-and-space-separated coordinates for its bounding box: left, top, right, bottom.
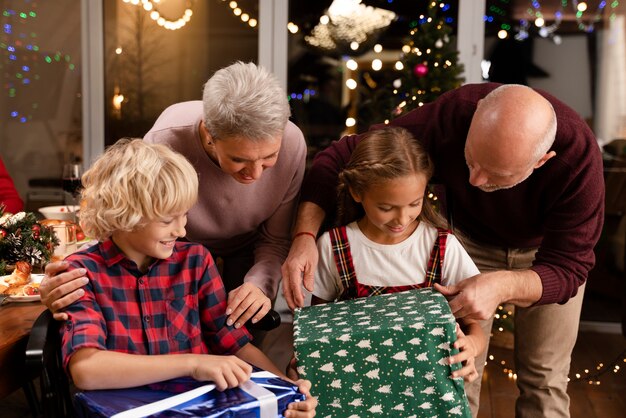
23, 282, 41, 296
2, 282, 40, 297
0, 265, 41, 299
6, 261, 32, 285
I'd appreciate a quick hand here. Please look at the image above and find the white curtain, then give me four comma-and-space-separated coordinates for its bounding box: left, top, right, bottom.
595, 15, 626, 146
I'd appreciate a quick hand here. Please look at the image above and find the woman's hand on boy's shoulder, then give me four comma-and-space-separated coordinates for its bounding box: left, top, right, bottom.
285, 379, 317, 418
41, 261, 89, 321
226, 283, 271, 329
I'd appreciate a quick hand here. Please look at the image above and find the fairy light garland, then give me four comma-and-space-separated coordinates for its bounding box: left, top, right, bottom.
486, 0, 620, 42
122, 0, 195, 31
572, 0, 608, 32
2, 1, 77, 125
488, 304, 626, 385
219, 0, 301, 33
221, 0, 258, 29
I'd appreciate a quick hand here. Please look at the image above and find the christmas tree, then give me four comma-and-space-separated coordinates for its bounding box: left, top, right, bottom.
392, 1, 464, 117
0, 205, 58, 275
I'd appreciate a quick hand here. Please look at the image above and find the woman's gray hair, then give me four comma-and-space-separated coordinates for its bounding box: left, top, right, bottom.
202, 61, 291, 142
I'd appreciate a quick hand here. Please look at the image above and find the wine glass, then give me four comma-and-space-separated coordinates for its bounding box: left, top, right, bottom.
62, 163, 82, 223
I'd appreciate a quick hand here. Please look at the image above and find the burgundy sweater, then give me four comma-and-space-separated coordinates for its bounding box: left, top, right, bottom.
301, 83, 605, 305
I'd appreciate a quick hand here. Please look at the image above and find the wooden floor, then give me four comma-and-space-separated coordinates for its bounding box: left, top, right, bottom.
478, 331, 626, 418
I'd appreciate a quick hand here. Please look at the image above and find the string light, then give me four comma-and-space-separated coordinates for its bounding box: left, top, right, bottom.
219, 0, 292, 32
2, 3, 77, 124
489, 304, 626, 385
287, 89, 316, 102
572, 0, 609, 33
122, 0, 195, 31
486, 0, 619, 42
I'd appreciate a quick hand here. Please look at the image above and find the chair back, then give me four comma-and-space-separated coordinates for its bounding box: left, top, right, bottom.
25, 309, 73, 418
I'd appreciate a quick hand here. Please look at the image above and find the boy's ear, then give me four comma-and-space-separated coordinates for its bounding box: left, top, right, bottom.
349, 187, 362, 203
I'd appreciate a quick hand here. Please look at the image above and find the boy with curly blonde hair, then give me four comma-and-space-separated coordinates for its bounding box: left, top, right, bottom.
60, 139, 315, 417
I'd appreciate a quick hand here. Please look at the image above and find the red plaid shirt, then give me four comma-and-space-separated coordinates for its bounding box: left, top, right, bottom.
61, 240, 251, 370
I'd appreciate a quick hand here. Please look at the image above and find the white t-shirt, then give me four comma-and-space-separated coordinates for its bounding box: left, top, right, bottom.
314, 221, 479, 301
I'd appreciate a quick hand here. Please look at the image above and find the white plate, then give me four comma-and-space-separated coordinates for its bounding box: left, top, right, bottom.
0, 273, 44, 302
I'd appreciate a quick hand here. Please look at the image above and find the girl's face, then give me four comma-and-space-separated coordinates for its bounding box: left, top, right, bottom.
112, 211, 188, 271
351, 173, 428, 245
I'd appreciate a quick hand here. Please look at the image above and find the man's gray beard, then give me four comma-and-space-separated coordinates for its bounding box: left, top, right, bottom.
477, 183, 514, 192
477, 175, 529, 192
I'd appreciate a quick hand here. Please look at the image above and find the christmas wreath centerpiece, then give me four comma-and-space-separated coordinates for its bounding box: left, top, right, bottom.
0, 205, 59, 275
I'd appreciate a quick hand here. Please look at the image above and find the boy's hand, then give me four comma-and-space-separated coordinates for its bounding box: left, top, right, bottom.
285, 379, 317, 418
286, 356, 299, 381
448, 324, 479, 382
41, 261, 89, 321
226, 283, 271, 329
192, 355, 252, 391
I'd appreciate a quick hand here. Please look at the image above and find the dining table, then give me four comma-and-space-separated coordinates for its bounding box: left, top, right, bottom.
0, 300, 47, 399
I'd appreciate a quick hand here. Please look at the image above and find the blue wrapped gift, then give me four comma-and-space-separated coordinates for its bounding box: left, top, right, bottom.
74, 370, 305, 418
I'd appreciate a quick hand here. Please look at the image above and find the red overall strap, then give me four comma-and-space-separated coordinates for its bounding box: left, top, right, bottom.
329, 226, 358, 300
331, 225, 450, 300
423, 227, 449, 287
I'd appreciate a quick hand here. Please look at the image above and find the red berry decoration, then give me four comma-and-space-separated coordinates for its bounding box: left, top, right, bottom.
0, 229, 6, 238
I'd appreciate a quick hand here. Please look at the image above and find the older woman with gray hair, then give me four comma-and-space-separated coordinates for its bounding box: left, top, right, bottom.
40, 62, 306, 333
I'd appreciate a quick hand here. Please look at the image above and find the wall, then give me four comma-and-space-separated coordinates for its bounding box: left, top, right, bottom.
528, 36, 593, 121
485, 34, 593, 121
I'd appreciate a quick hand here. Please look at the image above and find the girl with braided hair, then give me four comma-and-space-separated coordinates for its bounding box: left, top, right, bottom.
311, 126, 486, 382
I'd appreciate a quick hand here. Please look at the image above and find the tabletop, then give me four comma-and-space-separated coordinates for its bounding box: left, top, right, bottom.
0, 301, 47, 399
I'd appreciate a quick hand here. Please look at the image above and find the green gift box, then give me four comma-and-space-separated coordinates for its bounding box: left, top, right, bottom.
294, 288, 471, 417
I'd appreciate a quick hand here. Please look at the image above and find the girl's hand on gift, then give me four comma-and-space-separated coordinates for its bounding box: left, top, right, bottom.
285, 379, 318, 418
456, 354, 478, 382
191, 354, 252, 391
448, 324, 479, 382
226, 283, 271, 329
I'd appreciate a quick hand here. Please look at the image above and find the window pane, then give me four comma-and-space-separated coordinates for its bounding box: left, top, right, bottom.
103, 0, 259, 145
0, 0, 82, 210
287, 1, 460, 164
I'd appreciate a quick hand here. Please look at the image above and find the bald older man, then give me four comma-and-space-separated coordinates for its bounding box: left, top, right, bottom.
282, 83, 605, 418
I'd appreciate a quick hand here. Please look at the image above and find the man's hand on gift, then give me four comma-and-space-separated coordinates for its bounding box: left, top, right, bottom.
434, 273, 504, 321
448, 324, 479, 382
226, 283, 271, 329
191, 354, 252, 391
434, 270, 543, 321
285, 379, 318, 418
